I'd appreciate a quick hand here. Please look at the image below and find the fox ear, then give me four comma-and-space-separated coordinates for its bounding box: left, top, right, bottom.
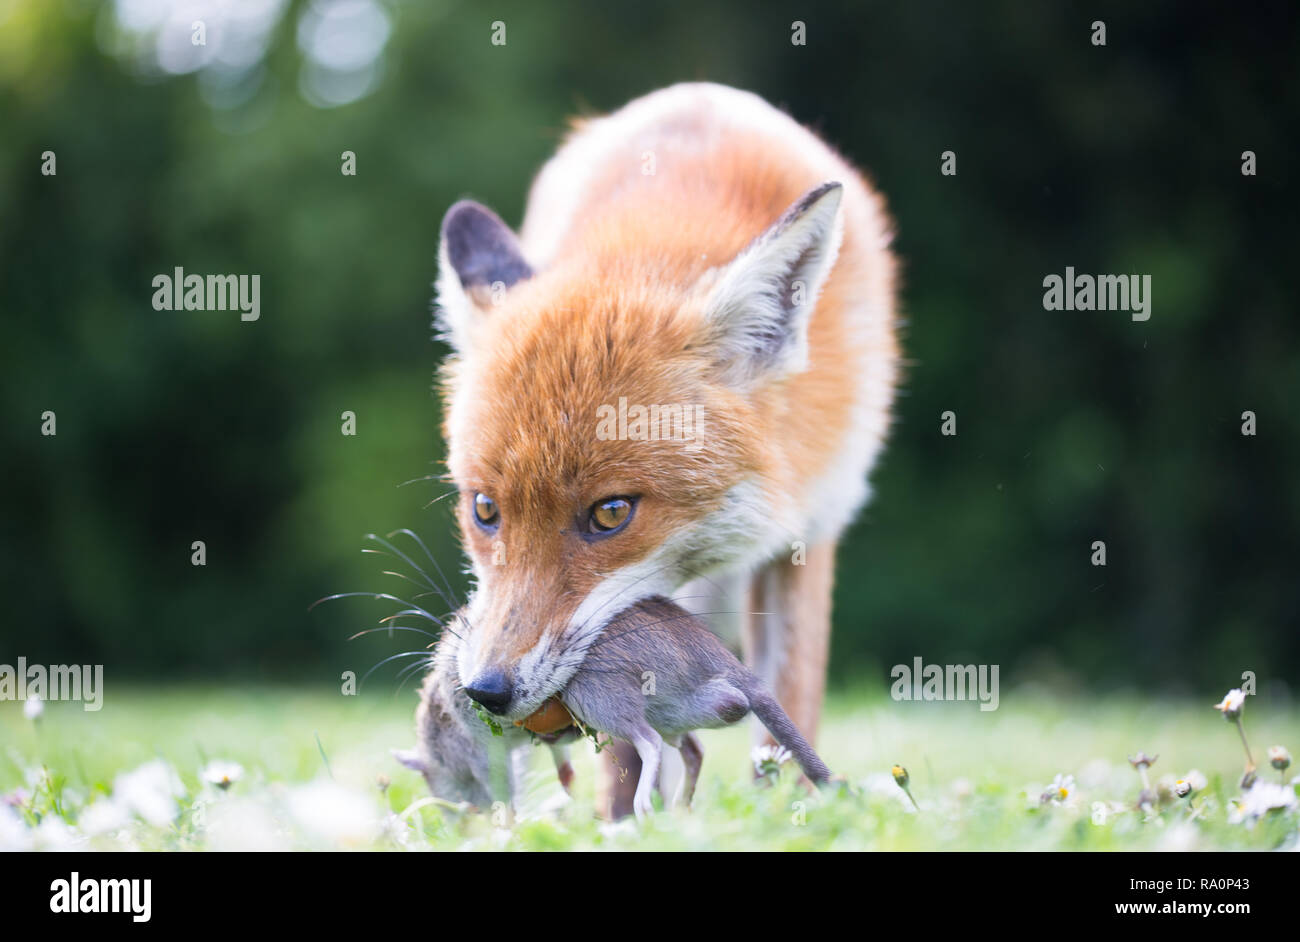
696, 182, 843, 386
435, 200, 534, 352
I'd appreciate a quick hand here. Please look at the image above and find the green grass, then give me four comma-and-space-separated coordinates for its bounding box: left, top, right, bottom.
2, 687, 1297, 851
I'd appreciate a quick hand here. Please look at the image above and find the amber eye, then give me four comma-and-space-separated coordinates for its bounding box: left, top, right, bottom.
473, 493, 500, 530
587, 497, 635, 535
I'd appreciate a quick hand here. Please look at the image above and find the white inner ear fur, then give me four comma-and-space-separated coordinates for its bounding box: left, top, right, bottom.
433, 237, 481, 355
697, 183, 845, 387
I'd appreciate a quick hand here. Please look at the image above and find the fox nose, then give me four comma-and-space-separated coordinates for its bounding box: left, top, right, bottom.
465, 669, 513, 715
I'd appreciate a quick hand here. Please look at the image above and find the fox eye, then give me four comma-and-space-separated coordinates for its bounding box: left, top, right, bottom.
473, 493, 500, 530
587, 497, 635, 535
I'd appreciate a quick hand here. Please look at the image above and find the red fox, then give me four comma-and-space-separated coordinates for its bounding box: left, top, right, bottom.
433, 83, 898, 776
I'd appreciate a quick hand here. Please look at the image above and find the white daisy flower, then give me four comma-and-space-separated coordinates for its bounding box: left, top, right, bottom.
22, 697, 43, 721
751, 744, 792, 778
200, 760, 244, 791
79, 798, 131, 838
1227, 782, 1298, 825
206, 797, 287, 852
287, 780, 378, 847
113, 759, 184, 827
1213, 688, 1246, 719
0, 804, 33, 852
1041, 773, 1076, 805
34, 816, 78, 850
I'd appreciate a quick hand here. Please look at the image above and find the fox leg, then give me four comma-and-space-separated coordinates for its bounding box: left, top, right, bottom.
600, 740, 641, 819
548, 743, 574, 794
600, 740, 678, 817
742, 539, 837, 747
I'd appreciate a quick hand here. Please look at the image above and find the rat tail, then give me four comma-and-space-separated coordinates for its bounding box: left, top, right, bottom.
748, 685, 832, 784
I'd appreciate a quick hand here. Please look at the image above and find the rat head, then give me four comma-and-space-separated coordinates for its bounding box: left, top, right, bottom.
433, 184, 843, 721
393, 638, 497, 807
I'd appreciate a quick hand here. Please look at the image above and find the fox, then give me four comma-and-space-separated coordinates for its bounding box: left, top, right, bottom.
432, 82, 898, 807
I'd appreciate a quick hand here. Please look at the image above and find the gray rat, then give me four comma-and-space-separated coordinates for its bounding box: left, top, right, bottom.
561, 595, 832, 819
393, 622, 577, 810
397, 597, 830, 820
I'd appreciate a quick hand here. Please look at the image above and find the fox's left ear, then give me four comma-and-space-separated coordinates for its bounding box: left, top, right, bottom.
696, 182, 844, 386
435, 200, 534, 352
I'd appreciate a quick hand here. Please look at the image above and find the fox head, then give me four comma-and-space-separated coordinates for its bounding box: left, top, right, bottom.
433, 182, 844, 721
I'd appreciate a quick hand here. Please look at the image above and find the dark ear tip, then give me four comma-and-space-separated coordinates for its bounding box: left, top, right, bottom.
441, 199, 500, 240
440, 199, 534, 291
802, 180, 843, 207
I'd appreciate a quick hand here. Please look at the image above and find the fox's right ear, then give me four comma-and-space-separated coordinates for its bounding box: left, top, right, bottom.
434, 200, 534, 352
694, 182, 843, 388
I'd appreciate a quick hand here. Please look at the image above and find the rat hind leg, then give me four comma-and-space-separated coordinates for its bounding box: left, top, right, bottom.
630, 727, 664, 820
675, 733, 704, 808
689, 677, 750, 727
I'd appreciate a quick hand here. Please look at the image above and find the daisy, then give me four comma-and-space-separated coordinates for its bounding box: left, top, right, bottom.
1228, 782, 1298, 826
287, 780, 378, 847
113, 759, 184, 827
79, 798, 131, 838
1042, 773, 1076, 806
751, 744, 792, 779
1213, 688, 1257, 783
1213, 688, 1246, 720
0, 804, 32, 852
890, 765, 919, 810
200, 760, 244, 791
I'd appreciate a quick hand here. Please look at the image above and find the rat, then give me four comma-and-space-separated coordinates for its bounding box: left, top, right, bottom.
559, 595, 832, 819
396, 597, 831, 820
393, 625, 577, 810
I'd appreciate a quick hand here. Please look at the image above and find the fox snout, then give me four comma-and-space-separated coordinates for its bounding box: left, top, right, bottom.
463, 667, 513, 715
454, 595, 572, 720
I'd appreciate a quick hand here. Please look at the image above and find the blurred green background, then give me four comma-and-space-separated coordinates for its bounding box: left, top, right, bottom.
1, 0, 1297, 697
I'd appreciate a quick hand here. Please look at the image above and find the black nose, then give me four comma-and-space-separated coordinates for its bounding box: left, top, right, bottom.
465, 669, 513, 715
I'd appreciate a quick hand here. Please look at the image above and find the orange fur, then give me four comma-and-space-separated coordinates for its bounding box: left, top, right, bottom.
437, 84, 898, 730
